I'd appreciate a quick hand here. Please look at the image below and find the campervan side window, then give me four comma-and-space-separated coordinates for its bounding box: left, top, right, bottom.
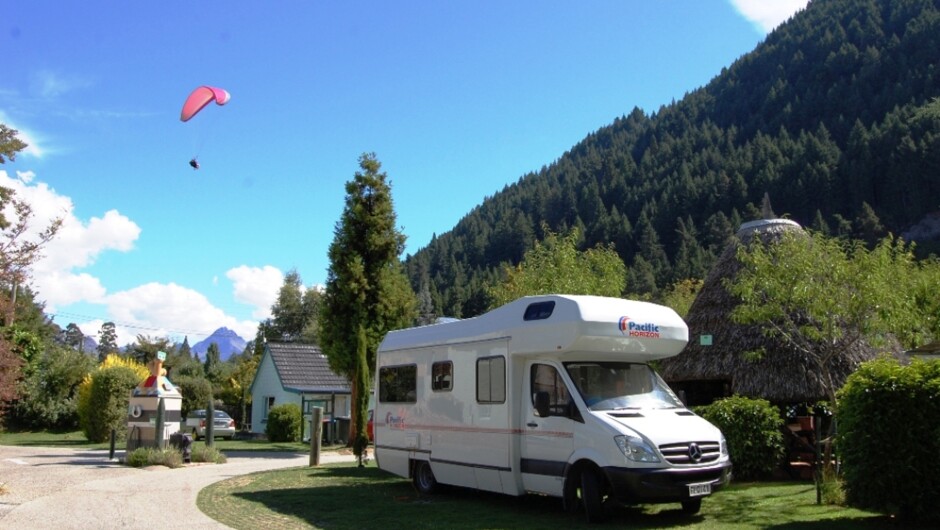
378, 365, 417, 403
531, 364, 571, 417
476, 356, 506, 403
523, 301, 555, 321
432, 361, 453, 392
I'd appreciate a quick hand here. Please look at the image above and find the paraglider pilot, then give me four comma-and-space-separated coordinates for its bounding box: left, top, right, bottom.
189, 158, 200, 170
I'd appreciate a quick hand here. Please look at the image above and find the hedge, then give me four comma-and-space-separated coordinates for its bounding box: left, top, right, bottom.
696, 395, 784, 480
837, 357, 940, 524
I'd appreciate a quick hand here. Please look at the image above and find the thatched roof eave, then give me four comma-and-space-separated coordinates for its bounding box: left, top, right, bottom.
659, 219, 903, 404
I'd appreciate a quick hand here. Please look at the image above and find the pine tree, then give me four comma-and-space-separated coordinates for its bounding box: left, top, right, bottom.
179, 336, 192, 359
672, 216, 710, 282
270, 270, 306, 341
204, 343, 224, 386
64, 323, 85, 352
853, 201, 886, 247
635, 213, 670, 292
811, 210, 831, 235
300, 287, 323, 343
97, 322, 118, 362
319, 153, 417, 455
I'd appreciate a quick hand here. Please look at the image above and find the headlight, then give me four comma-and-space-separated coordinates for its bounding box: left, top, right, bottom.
720, 434, 729, 457
614, 434, 661, 463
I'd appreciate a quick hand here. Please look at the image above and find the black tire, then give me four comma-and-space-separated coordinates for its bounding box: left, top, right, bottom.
412, 460, 438, 494
580, 468, 607, 523
563, 474, 581, 513
681, 498, 702, 515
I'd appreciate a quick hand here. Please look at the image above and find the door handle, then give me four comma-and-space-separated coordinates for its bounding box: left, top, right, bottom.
527, 422, 538, 428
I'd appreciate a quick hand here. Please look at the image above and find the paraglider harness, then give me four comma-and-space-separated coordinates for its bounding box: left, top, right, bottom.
189, 158, 200, 170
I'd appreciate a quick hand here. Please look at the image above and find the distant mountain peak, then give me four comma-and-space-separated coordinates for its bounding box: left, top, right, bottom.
191, 327, 247, 361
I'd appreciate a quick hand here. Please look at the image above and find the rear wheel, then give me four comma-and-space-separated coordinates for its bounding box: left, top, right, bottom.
681, 498, 702, 514
580, 468, 607, 523
412, 460, 438, 494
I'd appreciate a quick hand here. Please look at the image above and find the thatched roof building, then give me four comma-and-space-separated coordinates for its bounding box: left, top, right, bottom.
659, 219, 899, 406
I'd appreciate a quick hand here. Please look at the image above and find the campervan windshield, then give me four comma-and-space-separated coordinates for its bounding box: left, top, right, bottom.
565, 362, 683, 411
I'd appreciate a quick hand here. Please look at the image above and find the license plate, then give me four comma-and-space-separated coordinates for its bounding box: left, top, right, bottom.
688, 483, 711, 497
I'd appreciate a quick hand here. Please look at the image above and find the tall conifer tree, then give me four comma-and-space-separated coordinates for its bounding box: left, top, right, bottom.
320, 153, 416, 455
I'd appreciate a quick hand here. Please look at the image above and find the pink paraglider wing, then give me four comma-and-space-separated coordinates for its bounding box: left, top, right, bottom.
180, 86, 231, 122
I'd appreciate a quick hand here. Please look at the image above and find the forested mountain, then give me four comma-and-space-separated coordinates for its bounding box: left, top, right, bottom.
403, 0, 940, 318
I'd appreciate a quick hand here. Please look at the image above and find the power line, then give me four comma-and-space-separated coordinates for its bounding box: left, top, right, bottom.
47, 311, 229, 340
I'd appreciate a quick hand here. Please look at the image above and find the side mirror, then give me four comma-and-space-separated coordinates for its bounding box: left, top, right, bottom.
535, 391, 551, 417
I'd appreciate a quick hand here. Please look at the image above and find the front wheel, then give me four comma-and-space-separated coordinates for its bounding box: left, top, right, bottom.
412, 460, 438, 494
580, 468, 607, 523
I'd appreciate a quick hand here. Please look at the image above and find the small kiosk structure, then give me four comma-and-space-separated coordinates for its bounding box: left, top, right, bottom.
127, 351, 182, 450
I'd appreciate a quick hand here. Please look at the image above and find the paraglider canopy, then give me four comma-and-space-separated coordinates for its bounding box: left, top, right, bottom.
180, 86, 230, 122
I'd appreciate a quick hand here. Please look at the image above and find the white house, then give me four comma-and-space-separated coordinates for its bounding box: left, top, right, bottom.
249, 342, 351, 441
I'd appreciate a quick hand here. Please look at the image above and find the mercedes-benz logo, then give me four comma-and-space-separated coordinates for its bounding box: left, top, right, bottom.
688, 443, 702, 462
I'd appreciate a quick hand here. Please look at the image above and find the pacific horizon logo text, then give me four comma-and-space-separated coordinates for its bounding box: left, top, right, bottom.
618, 316, 661, 338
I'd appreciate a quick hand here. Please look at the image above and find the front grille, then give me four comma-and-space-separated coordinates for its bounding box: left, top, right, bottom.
659, 441, 722, 465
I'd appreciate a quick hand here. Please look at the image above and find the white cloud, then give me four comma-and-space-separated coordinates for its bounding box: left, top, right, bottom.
1, 169, 261, 347
103, 282, 258, 346
36, 271, 106, 308
0, 170, 140, 311
226, 265, 284, 319
729, 0, 809, 33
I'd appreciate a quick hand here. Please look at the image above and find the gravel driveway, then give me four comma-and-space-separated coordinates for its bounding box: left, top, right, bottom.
0, 445, 354, 529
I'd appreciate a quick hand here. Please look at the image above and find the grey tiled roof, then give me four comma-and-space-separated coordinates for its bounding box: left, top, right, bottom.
267, 342, 351, 394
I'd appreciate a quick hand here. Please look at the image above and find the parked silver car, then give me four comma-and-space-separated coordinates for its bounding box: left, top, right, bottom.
185, 409, 236, 440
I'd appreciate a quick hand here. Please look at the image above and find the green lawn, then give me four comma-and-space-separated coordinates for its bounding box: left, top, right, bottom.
197, 462, 920, 530
0, 429, 111, 449
3, 430, 925, 529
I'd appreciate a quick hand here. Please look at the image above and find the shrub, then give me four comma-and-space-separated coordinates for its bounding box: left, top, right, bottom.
697, 395, 784, 480
151, 447, 183, 468
78, 365, 143, 443
265, 403, 302, 442
837, 357, 940, 523
76, 355, 149, 441
126, 447, 183, 468
10, 346, 95, 431
192, 444, 227, 464
126, 447, 151, 467
173, 375, 212, 418
819, 465, 845, 505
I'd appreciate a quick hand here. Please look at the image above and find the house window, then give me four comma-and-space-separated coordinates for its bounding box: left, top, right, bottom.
262, 396, 275, 422
477, 356, 506, 404
303, 398, 331, 416
432, 361, 453, 391
379, 365, 417, 403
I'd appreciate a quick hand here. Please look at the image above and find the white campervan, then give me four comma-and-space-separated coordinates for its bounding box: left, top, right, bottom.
374, 294, 731, 522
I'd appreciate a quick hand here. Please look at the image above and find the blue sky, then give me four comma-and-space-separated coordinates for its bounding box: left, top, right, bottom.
1, 1, 807, 347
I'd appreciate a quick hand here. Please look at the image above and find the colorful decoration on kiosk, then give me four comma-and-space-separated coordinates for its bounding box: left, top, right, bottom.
133, 350, 177, 396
